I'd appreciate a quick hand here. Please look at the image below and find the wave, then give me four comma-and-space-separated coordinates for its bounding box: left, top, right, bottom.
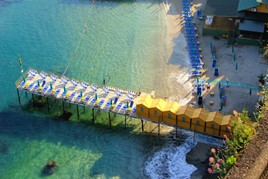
145, 130, 197, 179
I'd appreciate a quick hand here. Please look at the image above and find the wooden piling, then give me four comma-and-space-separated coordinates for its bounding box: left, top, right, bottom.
141, 119, 144, 132
46, 97, 49, 112
92, 108, 95, 124
32, 93, 34, 106
124, 115, 127, 128
62, 101, 65, 112
17, 89, 21, 106
76, 104, 80, 120
158, 118, 160, 136
109, 112, 111, 128
175, 117, 178, 138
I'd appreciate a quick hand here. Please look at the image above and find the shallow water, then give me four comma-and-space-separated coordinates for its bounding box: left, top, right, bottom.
0, 0, 195, 178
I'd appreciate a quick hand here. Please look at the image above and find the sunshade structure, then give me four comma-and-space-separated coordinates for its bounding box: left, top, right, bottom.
203, 0, 241, 17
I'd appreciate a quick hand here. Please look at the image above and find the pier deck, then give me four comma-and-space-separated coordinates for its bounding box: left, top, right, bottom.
15, 69, 144, 118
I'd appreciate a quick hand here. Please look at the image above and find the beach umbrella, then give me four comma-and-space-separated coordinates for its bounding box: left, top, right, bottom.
196, 76, 199, 84
50, 82, 53, 90
80, 91, 83, 97
23, 77, 26, 83
110, 99, 112, 105
64, 86, 66, 93
37, 80, 40, 87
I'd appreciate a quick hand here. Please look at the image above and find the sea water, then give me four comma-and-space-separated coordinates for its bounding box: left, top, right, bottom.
0, 0, 196, 178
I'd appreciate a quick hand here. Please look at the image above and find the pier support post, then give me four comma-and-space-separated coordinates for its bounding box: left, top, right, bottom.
158, 119, 160, 136
109, 112, 111, 128
83, 105, 85, 112
46, 97, 50, 112
17, 89, 21, 106
141, 119, 144, 132
124, 115, 127, 128
175, 117, 178, 138
92, 108, 95, 124
62, 101, 65, 112
32, 94, 34, 106
76, 105, 80, 120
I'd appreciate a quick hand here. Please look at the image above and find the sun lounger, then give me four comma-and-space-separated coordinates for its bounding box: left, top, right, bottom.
129, 101, 134, 108
131, 107, 136, 114
50, 74, 59, 82
42, 85, 48, 93
33, 84, 39, 91
90, 98, 96, 105
113, 97, 118, 105
60, 76, 69, 84
28, 69, 38, 77
69, 92, 76, 99
115, 103, 122, 110
19, 81, 25, 88
90, 84, 98, 92
40, 71, 48, 79
83, 96, 91, 103
27, 82, 34, 90
102, 86, 109, 94
105, 100, 112, 108
53, 89, 60, 96
76, 94, 82, 101
71, 79, 79, 87
81, 81, 89, 89
98, 99, 105, 106
115, 89, 122, 97
121, 104, 128, 111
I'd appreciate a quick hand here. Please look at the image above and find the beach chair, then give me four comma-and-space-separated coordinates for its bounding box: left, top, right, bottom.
27, 82, 34, 90
81, 81, 89, 89
113, 97, 118, 105
98, 99, 105, 106
50, 74, 59, 82
33, 84, 39, 91
76, 94, 82, 101
121, 104, 128, 112
90, 84, 98, 92
131, 107, 136, 114
69, 92, 76, 99
53, 89, 60, 96
40, 71, 48, 79
90, 98, 97, 105
115, 89, 122, 97
42, 85, 49, 93
28, 69, 38, 77
105, 100, 112, 108
71, 79, 79, 87
60, 76, 69, 84
102, 86, 109, 94
19, 81, 25, 88
83, 96, 91, 103
115, 103, 122, 111
129, 101, 134, 108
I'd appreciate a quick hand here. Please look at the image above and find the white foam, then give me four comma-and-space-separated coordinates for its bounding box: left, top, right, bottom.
145, 130, 197, 179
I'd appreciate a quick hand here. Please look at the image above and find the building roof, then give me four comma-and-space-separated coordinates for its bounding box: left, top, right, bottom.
203, 0, 241, 17
151, 98, 167, 111
136, 95, 154, 108
207, 112, 224, 125
176, 105, 195, 117
164, 101, 181, 113
191, 108, 210, 121
222, 115, 236, 125
257, 0, 268, 4
239, 20, 265, 32
238, 0, 260, 11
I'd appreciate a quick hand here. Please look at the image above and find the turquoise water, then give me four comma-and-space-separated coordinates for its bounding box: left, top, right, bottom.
0, 0, 196, 178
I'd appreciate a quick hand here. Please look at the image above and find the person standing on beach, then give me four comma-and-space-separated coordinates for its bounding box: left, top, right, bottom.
207, 83, 211, 91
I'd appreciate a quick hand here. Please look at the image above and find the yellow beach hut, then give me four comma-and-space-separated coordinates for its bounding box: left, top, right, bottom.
149, 98, 167, 122
136, 95, 154, 119
191, 108, 209, 133
220, 115, 235, 138
206, 112, 224, 137
162, 101, 181, 126
176, 105, 195, 129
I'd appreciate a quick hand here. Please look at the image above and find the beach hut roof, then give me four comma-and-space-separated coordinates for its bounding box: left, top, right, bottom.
191, 108, 210, 121
222, 115, 236, 126
151, 98, 167, 111
208, 112, 224, 125
136, 95, 154, 108
176, 105, 195, 117
164, 101, 181, 113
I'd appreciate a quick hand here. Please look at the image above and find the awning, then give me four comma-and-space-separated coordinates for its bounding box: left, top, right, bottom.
203, 0, 241, 17
239, 20, 265, 33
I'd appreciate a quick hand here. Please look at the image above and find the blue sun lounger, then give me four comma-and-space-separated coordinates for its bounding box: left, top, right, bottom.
113, 97, 118, 105
69, 92, 76, 99
121, 104, 128, 112
131, 107, 136, 114
27, 82, 34, 90
129, 101, 134, 108
90, 98, 96, 105
42, 85, 48, 93
83, 96, 91, 103
105, 100, 112, 108
115, 103, 122, 110
19, 81, 25, 87
76, 94, 82, 101
47, 88, 52, 94
33, 84, 39, 91
98, 99, 105, 106
54, 89, 60, 96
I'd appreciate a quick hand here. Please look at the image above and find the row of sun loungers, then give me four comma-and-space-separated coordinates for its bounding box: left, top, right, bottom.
181, 0, 204, 77
18, 69, 137, 114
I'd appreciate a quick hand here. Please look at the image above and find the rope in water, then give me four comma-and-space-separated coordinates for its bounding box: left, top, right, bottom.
62, 3, 95, 77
